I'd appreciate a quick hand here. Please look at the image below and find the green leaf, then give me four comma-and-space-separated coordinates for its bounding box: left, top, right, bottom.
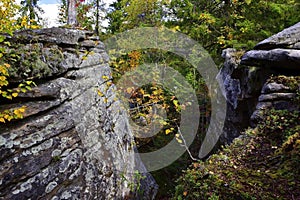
25, 81, 33, 85
4, 41, 11, 46
173, 100, 179, 107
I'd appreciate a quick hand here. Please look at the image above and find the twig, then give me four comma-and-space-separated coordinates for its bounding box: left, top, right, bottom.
176, 124, 200, 162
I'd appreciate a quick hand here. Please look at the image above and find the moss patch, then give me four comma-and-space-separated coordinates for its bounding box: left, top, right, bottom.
267, 75, 300, 91
3, 42, 64, 82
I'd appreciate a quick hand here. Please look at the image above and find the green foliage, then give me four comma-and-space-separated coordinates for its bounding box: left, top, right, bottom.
76, 2, 93, 30
0, 0, 40, 123
105, 0, 167, 34
174, 109, 300, 199
58, 0, 68, 25
19, 0, 44, 27
267, 75, 300, 91
0, 0, 20, 36
58, 0, 105, 32
52, 155, 61, 162
0, 41, 37, 123
111, 50, 182, 140
120, 170, 146, 193
104, 1, 299, 197
105, 0, 124, 34
165, 0, 300, 64
258, 109, 299, 143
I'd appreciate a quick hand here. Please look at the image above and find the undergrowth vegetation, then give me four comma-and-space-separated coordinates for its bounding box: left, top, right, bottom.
174, 109, 300, 199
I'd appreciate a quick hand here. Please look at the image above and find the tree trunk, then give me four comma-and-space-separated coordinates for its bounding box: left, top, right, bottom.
95, 0, 99, 35
67, 0, 77, 26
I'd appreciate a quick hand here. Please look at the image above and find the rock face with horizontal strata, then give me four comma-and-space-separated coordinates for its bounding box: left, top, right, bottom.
0, 28, 157, 200
218, 22, 300, 143
241, 22, 300, 71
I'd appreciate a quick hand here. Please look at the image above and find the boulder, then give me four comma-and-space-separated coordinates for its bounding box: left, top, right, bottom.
254, 22, 300, 50
240, 49, 300, 70
240, 22, 300, 72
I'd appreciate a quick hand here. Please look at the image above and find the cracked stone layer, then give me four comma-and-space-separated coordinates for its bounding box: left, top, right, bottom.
0, 28, 157, 200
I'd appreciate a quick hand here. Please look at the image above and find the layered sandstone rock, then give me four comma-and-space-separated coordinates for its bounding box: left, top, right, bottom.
0, 28, 157, 200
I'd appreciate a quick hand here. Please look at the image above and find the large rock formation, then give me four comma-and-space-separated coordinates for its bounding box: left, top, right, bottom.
217, 48, 274, 143
0, 28, 157, 199
218, 22, 300, 143
241, 22, 300, 125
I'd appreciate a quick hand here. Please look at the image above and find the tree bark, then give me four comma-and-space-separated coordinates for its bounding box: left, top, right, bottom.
95, 0, 99, 35
67, 0, 77, 26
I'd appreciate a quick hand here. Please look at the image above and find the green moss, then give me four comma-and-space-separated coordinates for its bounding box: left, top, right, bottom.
174, 109, 300, 200
267, 75, 300, 91
3, 41, 64, 82
52, 155, 61, 162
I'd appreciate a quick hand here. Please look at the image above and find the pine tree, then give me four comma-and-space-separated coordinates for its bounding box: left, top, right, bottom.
20, 0, 44, 25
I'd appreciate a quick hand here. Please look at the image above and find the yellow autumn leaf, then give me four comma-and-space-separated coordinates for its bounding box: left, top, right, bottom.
126, 87, 133, 94
97, 89, 104, 97
176, 138, 183, 144
30, 25, 40, 29
165, 129, 172, 135
193, 163, 200, 168
106, 81, 112, 87
102, 75, 109, 80
173, 100, 179, 108
4, 114, 10, 119
13, 109, 21, 115
0, 76, 6, 81
161, 121, 168, 125
0, 66, 7, 75
13, 106, 26, 118
19, 106, 26, 113
171, 25, 180, 32
4, 63, 10, 68
139, 89, 145, 95
245, 0, 251, 5
4, 115, 13, 121
0, 118, 5, 123
12, 92, 18, 97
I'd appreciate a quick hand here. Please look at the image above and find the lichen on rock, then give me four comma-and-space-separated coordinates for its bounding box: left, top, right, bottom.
0, 28, 157, 200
